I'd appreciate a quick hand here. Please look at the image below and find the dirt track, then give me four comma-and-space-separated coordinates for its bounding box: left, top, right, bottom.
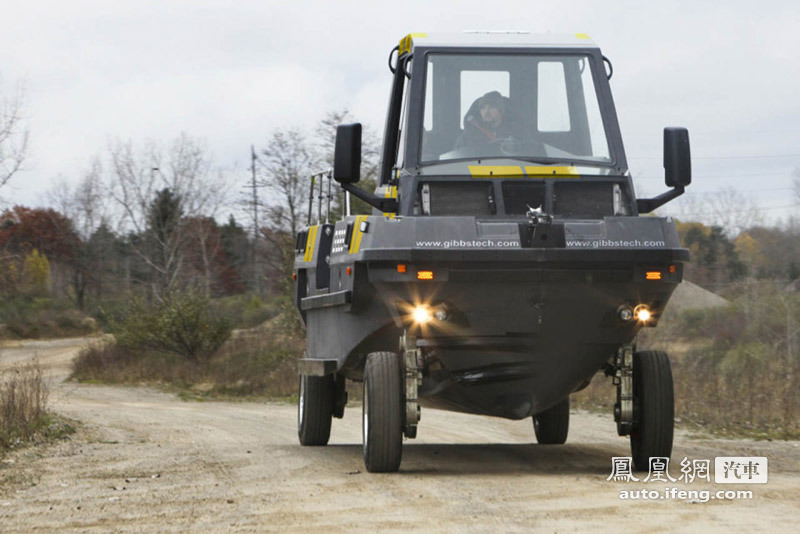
1, 337, 799, 532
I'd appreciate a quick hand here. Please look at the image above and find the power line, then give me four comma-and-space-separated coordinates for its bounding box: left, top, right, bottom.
634, 173, 796, 187
749, 203, 799, 211
675, 201, 799, 212
685, 187, 794, 194
625, 129, 800, 137
635, 171, 793, 181
630, 153, 800, 160
747, 189, 795, 194
692, 171, 792, 179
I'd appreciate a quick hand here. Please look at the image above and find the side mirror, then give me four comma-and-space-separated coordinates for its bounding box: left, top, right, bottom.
664, 127, 691, 188
333, 123, 362, 184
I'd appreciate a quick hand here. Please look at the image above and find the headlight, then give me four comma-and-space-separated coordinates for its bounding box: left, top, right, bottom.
412, 305, 433, 324
410, 304, 450, 324
634, 305, 651, 323
433, 305, 449, 321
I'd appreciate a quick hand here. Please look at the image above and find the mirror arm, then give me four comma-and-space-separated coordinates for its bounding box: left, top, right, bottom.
340, 182, 398, 213
636, 186, 685, 214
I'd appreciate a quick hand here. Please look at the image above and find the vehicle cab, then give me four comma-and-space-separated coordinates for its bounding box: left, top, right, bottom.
341, 32, 687, 221
380, 32, 632, 221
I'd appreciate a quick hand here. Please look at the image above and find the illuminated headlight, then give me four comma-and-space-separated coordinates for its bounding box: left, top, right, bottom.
412, 306, 433, 324
410, 304, 449, 324
634, 305, 652, 323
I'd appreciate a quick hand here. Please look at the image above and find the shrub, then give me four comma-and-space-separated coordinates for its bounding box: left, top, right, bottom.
71, 313, 303, 399
22, 250, 51, 296
113, 291, 232, 363
0, 296, 96, 339
208, 294, 280, 329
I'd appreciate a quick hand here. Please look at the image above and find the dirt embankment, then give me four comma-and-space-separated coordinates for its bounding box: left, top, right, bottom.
1, 337, 799, 532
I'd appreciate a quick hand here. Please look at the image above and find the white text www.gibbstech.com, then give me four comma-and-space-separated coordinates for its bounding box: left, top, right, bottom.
415, 239, 520, 248
566, 239, 666, 248
619, 488, 753, 503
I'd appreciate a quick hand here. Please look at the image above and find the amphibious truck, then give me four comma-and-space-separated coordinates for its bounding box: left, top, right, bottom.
294, 32, 691, 472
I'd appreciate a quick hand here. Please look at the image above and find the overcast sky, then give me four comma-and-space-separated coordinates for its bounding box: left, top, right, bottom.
2, 0, 799, 225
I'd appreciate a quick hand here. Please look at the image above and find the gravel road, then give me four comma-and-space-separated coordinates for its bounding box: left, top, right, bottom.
1, 337, 798, 532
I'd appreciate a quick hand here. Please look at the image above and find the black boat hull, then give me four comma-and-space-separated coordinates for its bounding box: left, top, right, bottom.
300, 245, 684, 419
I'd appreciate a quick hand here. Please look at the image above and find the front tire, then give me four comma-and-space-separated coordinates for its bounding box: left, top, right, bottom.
630, 350, 674, 471
362, 351, 403, 473
297, 374, 334, 446
533, 397, 570, 444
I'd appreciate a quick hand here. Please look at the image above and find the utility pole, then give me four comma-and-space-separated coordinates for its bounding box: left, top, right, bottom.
249, 145, 260, 295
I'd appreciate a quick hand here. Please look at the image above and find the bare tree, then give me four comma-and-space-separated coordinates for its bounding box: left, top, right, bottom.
259, 129, 312, 237
793, 167, 800, 207
707, 187, 763, 238
675, 186, 761, 238
315, 109, 382, 218
46, 158, 110, 309
252, 129, 313, 292
106, 134, 230, 296
316, 109, 380, 179
250, 114, 384, 295
0, 78, 29, 193
47, 157, 108, 240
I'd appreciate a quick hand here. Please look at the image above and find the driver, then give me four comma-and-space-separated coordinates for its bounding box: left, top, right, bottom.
455, 91, 524, 149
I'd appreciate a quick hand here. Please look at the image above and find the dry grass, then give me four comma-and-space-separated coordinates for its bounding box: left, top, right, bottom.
0, 297, 97, 339
0, 359, 70, 454
70, 315, 303, 400
574, 286, 800, 439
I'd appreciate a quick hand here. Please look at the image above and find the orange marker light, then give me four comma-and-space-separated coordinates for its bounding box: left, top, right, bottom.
292, 273, 297, 281
417, 270, 434, 280
646, 271, 662, 280
397, 264, 407, 273
346, 267, 352, 276
669, 265, 676, 274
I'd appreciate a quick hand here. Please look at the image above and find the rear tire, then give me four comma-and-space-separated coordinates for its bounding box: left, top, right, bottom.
533, 397, 570, 444
362, 351, 403, 473
630, 350, 674, 471
297, 374, 334, 446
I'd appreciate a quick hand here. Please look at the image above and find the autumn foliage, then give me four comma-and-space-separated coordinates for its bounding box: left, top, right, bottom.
0, 207, 78, 297
0, 206, 79, 260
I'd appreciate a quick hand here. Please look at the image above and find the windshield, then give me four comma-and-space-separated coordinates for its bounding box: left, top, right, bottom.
420, 53, 611, 165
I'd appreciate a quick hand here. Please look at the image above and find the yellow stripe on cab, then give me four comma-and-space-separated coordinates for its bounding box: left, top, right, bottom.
303, 225, 318, 262
470, 165, 579, 178
524, 166, 579, 177
383, 185, 398, 219
349, 215, 368, 254
468, 165, 525, 178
